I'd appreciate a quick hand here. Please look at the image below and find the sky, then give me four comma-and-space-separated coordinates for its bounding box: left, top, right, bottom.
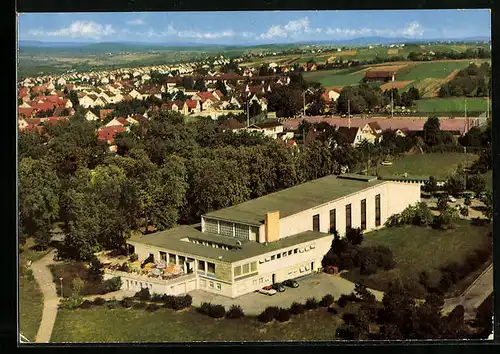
18, 10, 491, 45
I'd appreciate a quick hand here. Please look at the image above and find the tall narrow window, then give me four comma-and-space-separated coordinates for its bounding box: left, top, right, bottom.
361, 199, 367, 230
312, 214, 320, 232
375, 194, 381, 227
346, 204, 352, 231
329, 209, 336, 233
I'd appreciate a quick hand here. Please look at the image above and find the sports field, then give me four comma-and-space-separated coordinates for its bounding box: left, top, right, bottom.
415, 97, 491, 114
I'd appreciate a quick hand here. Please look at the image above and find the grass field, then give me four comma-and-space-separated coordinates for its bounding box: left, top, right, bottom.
415, 97, 491, 114
374, 153, 479, 180
342, 219, 491, 295
303, 67, 366, 86
51, 306, 342, 342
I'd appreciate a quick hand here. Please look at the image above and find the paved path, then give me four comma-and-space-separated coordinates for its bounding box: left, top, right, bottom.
83, 290, 135, 301
443, 263, 493, 319
31, 249, 59, 343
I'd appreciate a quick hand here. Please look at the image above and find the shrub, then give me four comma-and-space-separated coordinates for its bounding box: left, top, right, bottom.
121, 297, 134, 308
327, 307, 338, 315
360, 256, 378, 275
119, 262, 130, 272
208, 304, 226, 319
289, 302, 305, 315
135, 287, 151, 301
275, 308, 291, 322
337, 294, 356, 308
171, 295, 192, 311
346, 227, 364, 246
80, 300, 93, 309
151, 293, 163, 302
319, 294, 335, 307
258, 307, 278, 323
133, 301, 147, 310
475, 249, 491, 264
198, 302, 211, 315
59, 296, 83, 310
106, 300, 120, 309
305, 297, 319, 310
93, 297, 106, 306
354, 283, 376, 303
102, 277, 122, 293
226, 304, 245, 319
129, 253, 139, 262
146, 304, 160, 312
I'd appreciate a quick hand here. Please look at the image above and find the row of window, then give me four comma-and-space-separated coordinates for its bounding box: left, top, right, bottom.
234, 261, 257, 277
204, 218, 259, 241
260, 244, 315, 264
312, 194, 381, 233
199, 278, 222, 291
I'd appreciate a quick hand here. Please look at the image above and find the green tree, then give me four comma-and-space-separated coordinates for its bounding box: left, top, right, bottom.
423, 116, 442, 146
424, 176, 438, 194
19, 158, 61, 248
193, 79, 206, 92
215, 80, 227, 96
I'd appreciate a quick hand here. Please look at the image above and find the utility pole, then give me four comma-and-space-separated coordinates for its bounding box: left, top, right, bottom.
246, 97, 250, 127
348, 99, 351, 129
391, 89, 394, 118
303, 90, 306, 116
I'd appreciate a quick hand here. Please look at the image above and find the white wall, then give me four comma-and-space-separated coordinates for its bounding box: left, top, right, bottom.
278, 181, 420, 238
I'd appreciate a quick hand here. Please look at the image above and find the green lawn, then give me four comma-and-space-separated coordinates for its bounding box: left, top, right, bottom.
342, 220, 491, 295
19, 273, 44, 342
51, 307, 341, 342
374, 153, 479, 180
19, 239, 49, 342
415, 97, 491, 114
303, 67, 366, 87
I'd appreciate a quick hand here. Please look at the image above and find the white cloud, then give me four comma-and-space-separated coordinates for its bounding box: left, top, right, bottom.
325, 21, 424, 38
126, 19, 145, 26
259, 17, 320, 39
28, 21, 115, 39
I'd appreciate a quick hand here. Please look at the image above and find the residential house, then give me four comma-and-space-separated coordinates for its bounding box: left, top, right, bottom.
245, 121, 284, 140
18, 107, 37, 119
182, 99, 201, 115
337, 126, 364, 147
97, 125, 127, 148
364, 71, 396, 83
128, 89, 143, 100
100, 109, 115, 121
85, 110, 99, 121
220, 118, 246, 132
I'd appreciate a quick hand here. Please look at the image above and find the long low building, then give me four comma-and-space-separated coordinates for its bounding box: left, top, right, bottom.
125, 173, 421, 298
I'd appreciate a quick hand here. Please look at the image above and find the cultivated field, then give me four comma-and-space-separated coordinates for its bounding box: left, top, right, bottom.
397, 60, 486, 81
380, 80, 414, 91
303, 67, 366, 86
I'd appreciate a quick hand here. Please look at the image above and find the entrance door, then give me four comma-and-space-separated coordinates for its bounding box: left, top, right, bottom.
311, 262, 315, 273
272, 274, 276, 284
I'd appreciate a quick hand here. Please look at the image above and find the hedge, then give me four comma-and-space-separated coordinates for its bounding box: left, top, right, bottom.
226, 305, 245, 319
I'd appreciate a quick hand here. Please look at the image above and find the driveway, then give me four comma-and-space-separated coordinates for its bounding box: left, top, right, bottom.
189, 272, 384, 315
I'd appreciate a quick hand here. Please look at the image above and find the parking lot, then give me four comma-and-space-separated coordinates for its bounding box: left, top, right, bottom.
189, 272, 384, 315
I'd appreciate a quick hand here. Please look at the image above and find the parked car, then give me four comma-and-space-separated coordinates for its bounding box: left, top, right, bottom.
282, 279, 299, 288
381, 161, 393, 166
271, 283, 286, 292
258, 286, 277, 296
448, 196, 457, 203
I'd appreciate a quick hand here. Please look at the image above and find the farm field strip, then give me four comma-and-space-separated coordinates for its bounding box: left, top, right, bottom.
415, 97, 491, 114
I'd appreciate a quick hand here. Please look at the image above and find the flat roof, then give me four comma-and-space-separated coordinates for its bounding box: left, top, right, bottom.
128, 225, 329, 263
203, 174, 385, 225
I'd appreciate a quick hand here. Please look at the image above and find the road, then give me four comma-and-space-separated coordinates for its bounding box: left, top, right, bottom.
443, 263, 493, 319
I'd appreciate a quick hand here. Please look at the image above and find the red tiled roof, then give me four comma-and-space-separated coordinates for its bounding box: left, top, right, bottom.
24, 124, 44, 133
221, 118, 245, 130
25, 118, 42, 125
185, 99, 198, 109
31, 102, 58, 111
100, 109, 114, 120
97, 126, 126, 144
18, 107, 36, 118
44, 116, 69, 125
19, 88, 29, 97
196, 91, 216, 102
213, 90, 224, 99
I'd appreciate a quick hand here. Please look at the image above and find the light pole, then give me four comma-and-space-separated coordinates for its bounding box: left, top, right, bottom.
59, 277, 63, 298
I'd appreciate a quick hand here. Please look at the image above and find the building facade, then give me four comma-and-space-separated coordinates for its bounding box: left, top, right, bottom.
124, 174, 421, 298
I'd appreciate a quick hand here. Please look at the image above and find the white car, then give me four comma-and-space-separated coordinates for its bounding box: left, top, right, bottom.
258, 286, 277, 296
448, 196, 457, 203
